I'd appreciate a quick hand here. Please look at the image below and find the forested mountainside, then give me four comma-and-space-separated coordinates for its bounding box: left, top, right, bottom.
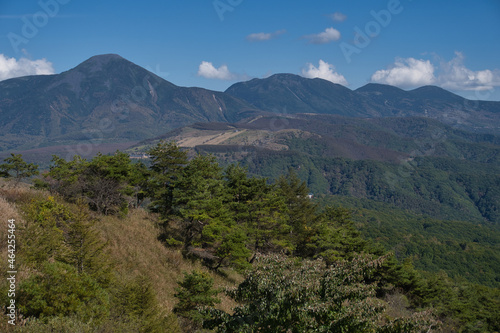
133, 114, 500, 225
1, 145, 499, 332
1, 54, 499, 332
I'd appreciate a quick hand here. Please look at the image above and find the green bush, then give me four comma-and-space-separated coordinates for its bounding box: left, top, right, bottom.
18, 262, 110, 324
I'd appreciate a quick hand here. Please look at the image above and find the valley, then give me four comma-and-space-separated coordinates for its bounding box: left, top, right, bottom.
1, 54, 499, 332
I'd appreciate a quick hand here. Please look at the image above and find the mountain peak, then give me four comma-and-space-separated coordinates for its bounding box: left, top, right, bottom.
267, 73, 304, 80
73, 54, 130, 72
226, 72, 375, 116
355, 83, 409, 100
409, 85, 464, 102
265, 73, 345, 87
87, 53, 125, 61
356, 83, 407, 93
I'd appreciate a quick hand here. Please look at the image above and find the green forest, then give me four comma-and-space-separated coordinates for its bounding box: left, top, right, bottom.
198, 140, 500, 225
1, 142, 499, 332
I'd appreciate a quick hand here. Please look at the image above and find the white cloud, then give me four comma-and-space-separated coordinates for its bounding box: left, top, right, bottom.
329, 12, 347, 22
301, 59, 348, 86
304, 27, 341, 44
371, 53, 500, 91
246, 29, 286, 42
197, 61, 236, 80
438, 52, 500, 91
370, 58, 435, 88
0, 54, 55, 81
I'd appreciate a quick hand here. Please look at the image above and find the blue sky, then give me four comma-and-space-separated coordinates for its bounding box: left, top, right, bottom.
1, 0, 500, 100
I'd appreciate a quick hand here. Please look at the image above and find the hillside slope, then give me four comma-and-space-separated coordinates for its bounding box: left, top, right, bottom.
0, 181, 239, 332
0, 54, 256, 151
131, 114, 500, 224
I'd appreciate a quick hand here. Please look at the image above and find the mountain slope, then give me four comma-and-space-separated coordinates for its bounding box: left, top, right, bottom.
356, 83, 500, 131
226, 76, 500, 133
225, 74, 381, 117
0, 54, 256, 151
130, 113, 500, 224
1, 55, 499, 152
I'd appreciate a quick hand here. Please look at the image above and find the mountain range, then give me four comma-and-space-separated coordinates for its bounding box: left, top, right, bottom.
1, 54, 499, 225
0, 54, 255, 151
2, 54, 499, 289
0, 54, 498, 154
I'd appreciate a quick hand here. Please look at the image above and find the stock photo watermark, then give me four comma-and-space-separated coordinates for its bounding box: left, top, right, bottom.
64, 64, 169, 159
384, 87, 496, 190
213, 0, 243, 21
6, 218, 17, 326
7, 0, 71, 53
340, 0, 411, 64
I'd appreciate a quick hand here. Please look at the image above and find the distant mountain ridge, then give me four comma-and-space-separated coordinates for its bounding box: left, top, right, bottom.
226, 74, 500, 133
225, 74, 381, 117
0, 54, 499, 152
0, 54, 256, 151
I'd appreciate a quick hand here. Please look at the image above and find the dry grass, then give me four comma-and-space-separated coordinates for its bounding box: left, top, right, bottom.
0, 179, 241, 325
0, 196, 21, 249
177, 130, 247, 147
0, 181, 42, 332
0, 178, 34, 268
0, 195, 18, 290
98, 209, 241, 313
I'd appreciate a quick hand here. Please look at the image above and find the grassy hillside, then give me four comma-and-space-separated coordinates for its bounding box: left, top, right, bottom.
2, 143, 500, 331
0, 156, 499, 332
0, 180, 239, 332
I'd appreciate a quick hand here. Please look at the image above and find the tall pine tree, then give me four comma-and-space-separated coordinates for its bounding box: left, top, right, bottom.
147, 141, 188, 219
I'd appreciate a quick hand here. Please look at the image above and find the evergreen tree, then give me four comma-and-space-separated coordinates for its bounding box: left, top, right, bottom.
173, 154, 228, 247
43, 154, 88, 199
245, 184, 291, 259
42, 152, 138, 215
224, 164, 289, 261
63, 201, 113, 286
129, 160, 151, 208
276, 169, 319, 255
147, 140, 188, 218
0, 153, 39, 186
82, 151, 137, 215
20, 196, 71, 265
18, 262, 110, 324
174, 270, 220, 329
112, 274, 166, 331
20, 197, 113, 284
306, 206, 367, 263
173, 155, 250, 269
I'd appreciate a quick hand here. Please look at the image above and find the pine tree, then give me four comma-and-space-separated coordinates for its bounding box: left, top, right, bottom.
0, 154, 39, 186
147, 141, 188, 218
63, 201, 113, 286
173, 154, 251, 269
224, 164, 291, 261
173, 154, 228, 247
18, 262, 110, 324
173, 270, 220, 329
308, 206, 367, 262
20, 196, 71, 265
276, 169, 318, 254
